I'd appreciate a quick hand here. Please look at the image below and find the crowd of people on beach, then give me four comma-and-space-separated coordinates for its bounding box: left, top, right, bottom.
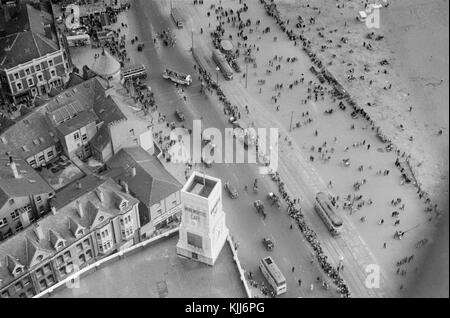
189, 0, 442, 295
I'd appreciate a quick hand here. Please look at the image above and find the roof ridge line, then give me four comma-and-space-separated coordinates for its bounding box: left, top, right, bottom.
31, 32, 41, 56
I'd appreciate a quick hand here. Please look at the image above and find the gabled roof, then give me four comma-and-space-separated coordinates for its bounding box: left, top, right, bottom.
0, 31, 59, 69
48, 229, 65, 248
6, 254, 23, 274
65, 72, 85, 89
68, 217, 85, 237
0, 144, 54, 210
25, 237, 52, 268
0, 177, 139, 288
107, 147, 182, 207
0, 3, 59, 70
55, 110, 99, 136
0, 77, 124, 161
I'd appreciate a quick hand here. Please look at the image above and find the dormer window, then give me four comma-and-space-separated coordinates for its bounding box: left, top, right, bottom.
36, 255, 44, 262
98, 216, 104, 222
76, 229, 84, 237
15, 267, 22, 274
119, 200, 128, 211
56, 241, 65, 249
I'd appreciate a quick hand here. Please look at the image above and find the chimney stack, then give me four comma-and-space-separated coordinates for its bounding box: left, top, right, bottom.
9, 156, 20, 179
76, 201, 84, 218
50, 206, 57, 215
131, 167, 136, 177
96, 188, 104, 202
77, 181, 82, 189
4, 5, 10, 24
34, 224, 45, 241
121, 181, 129, 194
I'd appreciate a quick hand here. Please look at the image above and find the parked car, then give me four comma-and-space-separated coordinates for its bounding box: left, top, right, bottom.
224, 181, 238, 199
262, 237, 274, 251
175, 109, 185, 121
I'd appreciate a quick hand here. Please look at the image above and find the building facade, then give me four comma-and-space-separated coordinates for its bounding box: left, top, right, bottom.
0, 2, 70, 105
0, 148, 55, 242
0, 175, 140, 298
106, 147, 182, 239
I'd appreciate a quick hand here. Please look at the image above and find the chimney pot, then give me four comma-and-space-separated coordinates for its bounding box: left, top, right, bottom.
121, 181, 129, 194
76, 201, 84, 218
131, 167, 136, 177
77, 181, 82, 189
96, 188, 104, 202
9, 156, 20, 179
34, 224, 44, 241
51, 206, 57, 215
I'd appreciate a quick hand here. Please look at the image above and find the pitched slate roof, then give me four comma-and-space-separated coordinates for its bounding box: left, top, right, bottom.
0, 4, 59, 69
0, 144, 54, 210
65, 72, 85, 89
0, 176, 138, 288
0, 77, 124, 161
55, 110, 99, 136
106, 147, 182, 207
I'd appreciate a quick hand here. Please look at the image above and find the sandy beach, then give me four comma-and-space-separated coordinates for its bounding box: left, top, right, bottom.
274, 0, 449, 211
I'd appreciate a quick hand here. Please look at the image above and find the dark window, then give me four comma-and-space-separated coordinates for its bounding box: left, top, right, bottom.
187, 232, 203, 249
79, 254, 86, 264
39, 279, 47, 289
15, 282, 23, 292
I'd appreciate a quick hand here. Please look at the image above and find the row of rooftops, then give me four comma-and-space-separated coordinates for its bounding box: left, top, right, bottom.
0, 144, 184, 288
0, 76, 126, 160
0, 173, 139, 288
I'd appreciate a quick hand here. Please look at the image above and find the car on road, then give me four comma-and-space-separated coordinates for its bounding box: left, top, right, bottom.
262, 238, 274, 251
175, 110, 185, 121
224, 182, 238, 199
162, 68, 192, 85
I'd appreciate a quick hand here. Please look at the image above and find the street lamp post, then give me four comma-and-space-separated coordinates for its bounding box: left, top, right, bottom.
337, 256, 344, 273
245, 63, 248, 88
289, 111, 294, 132
216, 67, 220, 84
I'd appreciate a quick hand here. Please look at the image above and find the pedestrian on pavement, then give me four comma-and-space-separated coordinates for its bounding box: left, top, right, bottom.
290, 224, 293, 230
298, 279, 302, 286
292, 266, 295, 272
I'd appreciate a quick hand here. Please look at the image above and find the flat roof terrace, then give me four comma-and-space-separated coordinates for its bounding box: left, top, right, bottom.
185, 175, 217, 198
50, 234, 246, 298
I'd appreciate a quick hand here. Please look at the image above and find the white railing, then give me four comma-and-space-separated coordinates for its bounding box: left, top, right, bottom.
227, 234, 252, 298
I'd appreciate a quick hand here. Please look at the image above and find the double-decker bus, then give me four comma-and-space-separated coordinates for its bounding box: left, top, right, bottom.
259, 256, 287, 295
212, 49, 233, 80
121, 64, 147, 82
314, 192, 343, 236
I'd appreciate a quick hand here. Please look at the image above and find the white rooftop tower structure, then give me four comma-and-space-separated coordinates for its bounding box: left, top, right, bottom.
176, 172, 229, 266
